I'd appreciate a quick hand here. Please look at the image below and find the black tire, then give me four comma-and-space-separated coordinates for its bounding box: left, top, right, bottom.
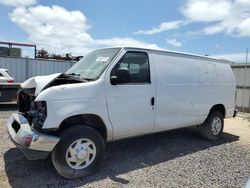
51, 126, 105, 179
200, 111, 224, 141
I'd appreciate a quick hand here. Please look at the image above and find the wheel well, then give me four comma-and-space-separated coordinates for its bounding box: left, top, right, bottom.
210, 104, 226, 118
56, 114, 107, 141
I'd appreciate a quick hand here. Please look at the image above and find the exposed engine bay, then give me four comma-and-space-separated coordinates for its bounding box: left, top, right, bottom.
17, 73, 85, 130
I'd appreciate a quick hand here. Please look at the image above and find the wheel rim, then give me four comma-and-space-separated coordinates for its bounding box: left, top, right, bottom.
211, 117, 222, 135
65, 138, 96, 170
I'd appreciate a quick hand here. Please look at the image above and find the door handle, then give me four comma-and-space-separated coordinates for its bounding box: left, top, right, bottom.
151, 97, 155, 106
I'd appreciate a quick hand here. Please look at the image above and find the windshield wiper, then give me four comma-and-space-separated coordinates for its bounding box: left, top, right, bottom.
66, 73, 95, 82
67, 73, 81, 77
65, 73, 88, 82
82, 77, 95, 81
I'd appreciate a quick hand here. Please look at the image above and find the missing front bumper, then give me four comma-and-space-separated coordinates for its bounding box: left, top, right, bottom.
7, 113, 60, 160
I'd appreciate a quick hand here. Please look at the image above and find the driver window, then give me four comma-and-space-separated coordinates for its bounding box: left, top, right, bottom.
111, 51, 150, 84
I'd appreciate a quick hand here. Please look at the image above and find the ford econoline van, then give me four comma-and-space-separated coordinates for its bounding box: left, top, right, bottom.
7, 47, 237, 179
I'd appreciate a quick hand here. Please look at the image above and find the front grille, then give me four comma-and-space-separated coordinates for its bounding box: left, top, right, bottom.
18, 89, 35, 114
18, 88, 36, 125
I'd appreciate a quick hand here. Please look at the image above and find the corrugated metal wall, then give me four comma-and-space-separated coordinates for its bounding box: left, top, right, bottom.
0, 57, 74, 82
0, 57, 249, 112
232, 64, 250, 113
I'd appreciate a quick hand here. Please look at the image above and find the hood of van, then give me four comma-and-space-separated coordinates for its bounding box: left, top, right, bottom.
21, 73, 61, 96
21, 73, 85, 96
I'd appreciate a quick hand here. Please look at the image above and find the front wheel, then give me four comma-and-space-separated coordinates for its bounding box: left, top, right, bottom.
51, 126, 105, 179
200, 111, 224, 140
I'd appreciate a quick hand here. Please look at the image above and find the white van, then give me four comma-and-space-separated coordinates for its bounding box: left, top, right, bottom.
7, 47, 237, 179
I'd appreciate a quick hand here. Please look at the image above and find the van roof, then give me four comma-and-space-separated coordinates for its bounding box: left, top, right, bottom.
109, 47, 233, 65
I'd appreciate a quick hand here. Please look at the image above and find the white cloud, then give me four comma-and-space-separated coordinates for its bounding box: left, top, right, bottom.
137, 0, 250, 38
0, 0, 36, 7
134, 20, 183, 35
202, 23, 225, 35
134, 0, 250, 37
166, 38, 182, 47
10, 5, 159, 55
95, 38, 159, 49
182, 0, 250, 37
181, 0, 231, 22
214, 52, 248, 63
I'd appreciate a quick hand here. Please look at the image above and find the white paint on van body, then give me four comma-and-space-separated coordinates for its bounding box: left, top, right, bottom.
151, 51, 235, 132
26, 47, 235, 141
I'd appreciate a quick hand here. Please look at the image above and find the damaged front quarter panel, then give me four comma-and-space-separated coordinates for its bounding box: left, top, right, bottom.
18, 73, 87, 130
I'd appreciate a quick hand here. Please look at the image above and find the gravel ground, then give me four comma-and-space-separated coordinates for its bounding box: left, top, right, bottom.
0, 104, 249, 188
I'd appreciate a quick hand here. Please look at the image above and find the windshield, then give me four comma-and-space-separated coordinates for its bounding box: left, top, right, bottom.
66, 48, 121, 80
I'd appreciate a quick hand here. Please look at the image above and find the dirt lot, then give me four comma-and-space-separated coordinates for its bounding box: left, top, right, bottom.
0, 104, 249, 188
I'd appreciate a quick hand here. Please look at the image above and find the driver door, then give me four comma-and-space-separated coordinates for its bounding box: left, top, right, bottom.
106, 51, 156, 139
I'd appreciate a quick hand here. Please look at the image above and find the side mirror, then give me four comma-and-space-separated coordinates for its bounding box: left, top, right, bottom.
110, 76, 118, 85
110, 68, 130, 85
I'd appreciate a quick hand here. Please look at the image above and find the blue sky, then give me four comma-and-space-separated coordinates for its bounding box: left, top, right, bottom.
0, 0, 250, 62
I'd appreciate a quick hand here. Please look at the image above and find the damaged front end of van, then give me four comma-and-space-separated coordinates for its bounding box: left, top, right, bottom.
7, 73, 85, 160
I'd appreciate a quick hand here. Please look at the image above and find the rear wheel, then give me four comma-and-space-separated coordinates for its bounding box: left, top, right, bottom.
200, 111, 224, 140
51, 126, 105, 179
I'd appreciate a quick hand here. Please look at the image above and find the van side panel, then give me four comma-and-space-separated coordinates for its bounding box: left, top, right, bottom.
152, 52, 235, 131
213, 63, 236, 118
152, 53, 203, 131
193, 60, 236, 118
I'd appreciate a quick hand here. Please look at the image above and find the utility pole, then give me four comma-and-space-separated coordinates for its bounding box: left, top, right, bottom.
246, 48, 248, 63
243, 48, 248, 112
247, 48, 250, 112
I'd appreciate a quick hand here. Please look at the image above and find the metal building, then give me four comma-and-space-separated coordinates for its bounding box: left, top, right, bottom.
0, 56, 249, 112
0, 57, 74, 83
231, 64, 250, 112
